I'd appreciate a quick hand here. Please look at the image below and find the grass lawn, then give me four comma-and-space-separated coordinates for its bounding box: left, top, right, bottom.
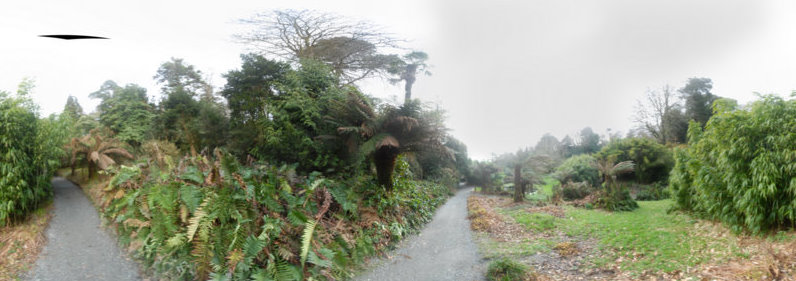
525, 176, 557, 201
479, 196, 796, 279
556, 200, 742, 273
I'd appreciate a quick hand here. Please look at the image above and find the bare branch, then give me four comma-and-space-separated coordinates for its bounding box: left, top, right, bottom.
234, 9, 404, 84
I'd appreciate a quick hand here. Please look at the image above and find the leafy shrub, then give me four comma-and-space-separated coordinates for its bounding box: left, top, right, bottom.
595, 137, 673, 184
553, 154, 600, 187
0, 93, 67, 225
596, 186, 639, 212
560, 181, 593, 201
670, 95, 796, 234
486, 258, 535, 281
634, 182, 670, 201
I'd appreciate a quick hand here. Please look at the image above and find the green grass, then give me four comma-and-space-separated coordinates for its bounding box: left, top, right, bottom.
525, 176, 557, 201
487, 258, 534, 281
557, 200, 741, 273
508, 211, 555, 232
476, 233, 554, 259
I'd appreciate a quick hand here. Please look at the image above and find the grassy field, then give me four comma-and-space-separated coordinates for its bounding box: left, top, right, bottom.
560, 200, 741, 272
471, 192, 796, 279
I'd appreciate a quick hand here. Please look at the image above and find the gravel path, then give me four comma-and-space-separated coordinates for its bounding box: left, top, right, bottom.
355, 187, 486, 281
27, 177, 141, 281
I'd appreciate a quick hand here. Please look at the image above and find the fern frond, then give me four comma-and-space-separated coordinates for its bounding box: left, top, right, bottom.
187, 199, 209, 242
307, 250, 332, 268
166, 233, 187, 249
300, 219, 317, 268
275, 259, 299, 281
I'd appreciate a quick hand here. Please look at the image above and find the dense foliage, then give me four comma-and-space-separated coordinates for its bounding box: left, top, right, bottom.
553, 154, 599, 187
2, 10, 470, 279
0, 88, 68, 225
670, 95, 796, 233
595, 137, 673, 184
98, 152, 449, 280
89, 81, 155, 147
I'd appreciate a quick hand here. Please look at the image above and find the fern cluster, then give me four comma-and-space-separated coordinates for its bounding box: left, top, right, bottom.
99, 152, 449, 280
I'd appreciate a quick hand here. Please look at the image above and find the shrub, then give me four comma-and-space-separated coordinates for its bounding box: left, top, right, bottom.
634, 182, 670, 201
0, 93, 67, 225
487, 258, 535, 281
560, 181, 592, 201
596, 186, 639, 212
595, 137, 673, 184
553, 154, 599, 187
670, 95, 796, 233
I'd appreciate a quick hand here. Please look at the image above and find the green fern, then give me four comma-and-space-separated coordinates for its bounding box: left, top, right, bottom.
300, 219, 317, 269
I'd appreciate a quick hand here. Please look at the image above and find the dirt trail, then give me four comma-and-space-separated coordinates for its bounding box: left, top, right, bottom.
355, 187, 486, 281
27, 177, 140, 281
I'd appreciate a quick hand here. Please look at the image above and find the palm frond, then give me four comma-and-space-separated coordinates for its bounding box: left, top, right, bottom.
102, 148, 134, 159
612, 161, 635, 175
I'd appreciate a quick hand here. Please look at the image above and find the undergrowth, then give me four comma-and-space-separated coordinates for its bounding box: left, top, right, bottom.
85, 151, 448, 280
486, 258, 536, 281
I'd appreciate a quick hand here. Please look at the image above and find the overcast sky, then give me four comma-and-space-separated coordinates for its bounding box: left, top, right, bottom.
2, 0, 794, 160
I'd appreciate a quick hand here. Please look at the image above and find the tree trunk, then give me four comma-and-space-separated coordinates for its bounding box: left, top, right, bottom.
374, 146, 400, 190
403, 64, 418, 104
88, 162, 96, 179
514, 164, 523, 202
404, 78, 415, 105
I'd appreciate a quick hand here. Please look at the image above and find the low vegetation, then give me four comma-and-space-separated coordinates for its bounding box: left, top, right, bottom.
469, 194, 796, 280
486, 258, 537, 281
0, 202, 52, 280
69, 153, 450, 280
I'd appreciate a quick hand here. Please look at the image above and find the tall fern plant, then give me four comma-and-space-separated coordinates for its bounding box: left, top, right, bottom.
68, 128, 133, 179
595, 157, 638, 211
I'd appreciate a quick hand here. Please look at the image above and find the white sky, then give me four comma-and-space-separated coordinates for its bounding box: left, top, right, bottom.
2, 0, 795, 160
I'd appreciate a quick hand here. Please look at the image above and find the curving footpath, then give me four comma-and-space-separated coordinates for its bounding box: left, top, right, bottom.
26, 177, 140, 281
355, 187, 486, 281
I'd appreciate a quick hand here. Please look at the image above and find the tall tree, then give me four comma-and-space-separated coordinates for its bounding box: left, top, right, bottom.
560, 135, 575, 158
236, 9, 399, 84
89, 81, 154, 147
62, 95, 83, 120
634, 85, 685, 144
221, 54, 290, 156
575, 127, 601, 155
153, 58, 208, 150
679, 77, 719, 127
388, 51, 431, 104
534, 133, 560, 157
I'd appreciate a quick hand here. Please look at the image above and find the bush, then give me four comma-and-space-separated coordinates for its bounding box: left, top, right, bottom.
670, 95, 796, 234
487, 258, 535, 281
553, 154, 599, 187
560, 181, 592, 201
0, 93, 67, 225
596, 186, 639, 212
595, 137, 673, 184
634, 182, 670, 201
